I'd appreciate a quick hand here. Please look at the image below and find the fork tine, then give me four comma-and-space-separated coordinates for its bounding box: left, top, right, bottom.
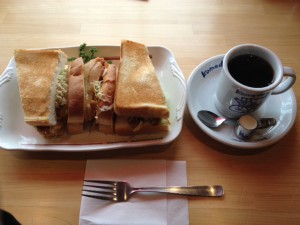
82, 180, 119, 201
82, 189, 115, 195
84, 180, 118, 185
83, 184, 116, 191
82, 193, 117, 201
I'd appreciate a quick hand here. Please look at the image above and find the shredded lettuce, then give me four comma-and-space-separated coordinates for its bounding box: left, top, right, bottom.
55, 66, 68, 108
93, 80, 103, 101
93, 80, 114, 114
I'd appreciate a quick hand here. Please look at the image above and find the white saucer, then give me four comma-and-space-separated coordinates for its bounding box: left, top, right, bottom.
187, 54, 297, 149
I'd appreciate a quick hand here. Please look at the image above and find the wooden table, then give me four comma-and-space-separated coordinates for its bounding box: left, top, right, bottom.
1, 0, 299, 224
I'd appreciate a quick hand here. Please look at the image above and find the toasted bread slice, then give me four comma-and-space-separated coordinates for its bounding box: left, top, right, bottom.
114, 40, 169, 119
14, 49, 67, 126
97, 110, 115, 134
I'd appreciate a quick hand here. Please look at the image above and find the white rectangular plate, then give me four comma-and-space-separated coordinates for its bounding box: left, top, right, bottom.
0, 45, 186, 151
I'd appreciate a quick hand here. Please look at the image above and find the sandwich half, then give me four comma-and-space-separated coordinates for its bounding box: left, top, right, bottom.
114, 40, 169, 136
14, 49, 68, 127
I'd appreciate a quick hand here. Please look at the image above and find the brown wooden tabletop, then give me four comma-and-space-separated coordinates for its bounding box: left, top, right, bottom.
0, 0, 299, 224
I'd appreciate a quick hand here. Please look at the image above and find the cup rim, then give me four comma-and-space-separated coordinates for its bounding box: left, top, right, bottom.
223, 44, 283, 92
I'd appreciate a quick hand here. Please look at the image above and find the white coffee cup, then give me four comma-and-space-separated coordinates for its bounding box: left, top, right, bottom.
214, 44, 296, 118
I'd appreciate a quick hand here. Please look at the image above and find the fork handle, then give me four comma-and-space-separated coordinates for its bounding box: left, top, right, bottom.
132, 185, 224, 197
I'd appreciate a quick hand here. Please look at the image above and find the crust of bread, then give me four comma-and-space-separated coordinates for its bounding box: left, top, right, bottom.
67, 57, 85, 134
114, 40, 169, 119
99, 125, 114, 134
97, 110, 114, 133
14, 49, 67, 126
97, 110, 114, 126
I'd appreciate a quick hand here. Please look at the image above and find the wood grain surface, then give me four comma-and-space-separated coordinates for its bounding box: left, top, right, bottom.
0, 0, 299, 224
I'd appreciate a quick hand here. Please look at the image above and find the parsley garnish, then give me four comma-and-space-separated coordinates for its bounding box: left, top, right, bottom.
68, 43, 98, 63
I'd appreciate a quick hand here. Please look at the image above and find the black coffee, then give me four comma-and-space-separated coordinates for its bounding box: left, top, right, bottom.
228, 54, 274, 88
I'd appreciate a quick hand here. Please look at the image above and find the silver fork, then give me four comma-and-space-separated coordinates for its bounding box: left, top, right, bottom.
82, 180, 224, 202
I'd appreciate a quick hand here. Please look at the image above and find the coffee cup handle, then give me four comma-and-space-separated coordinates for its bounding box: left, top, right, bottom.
271, 67, 296, 95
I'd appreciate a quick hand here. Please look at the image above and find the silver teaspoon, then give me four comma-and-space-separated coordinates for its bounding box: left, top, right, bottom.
197, 110, 276, 129
197, 110, 237, 128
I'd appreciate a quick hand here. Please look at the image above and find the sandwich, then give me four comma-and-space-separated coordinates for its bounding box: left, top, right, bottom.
67, 57, 85, 134
14, 49, 68, 137
54, 56, 116, 135
14, 40, 170, 141
83, 57, 108, 123
95, 63, 116, 134
114, 40, 170, 136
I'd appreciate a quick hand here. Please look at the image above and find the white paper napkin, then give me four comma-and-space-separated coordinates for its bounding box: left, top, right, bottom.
79, 160, 189, 225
